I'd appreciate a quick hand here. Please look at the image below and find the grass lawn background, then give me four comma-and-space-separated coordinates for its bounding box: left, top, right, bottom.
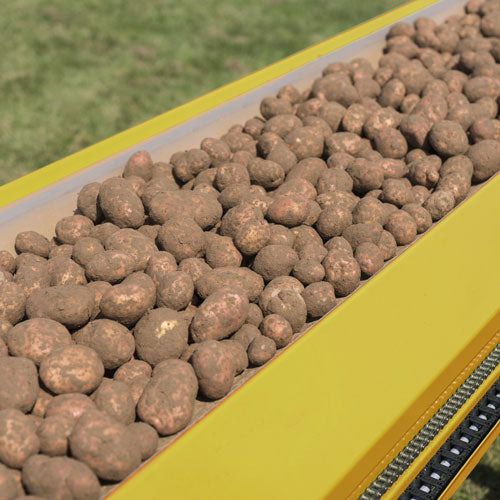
0, 1, 498, 497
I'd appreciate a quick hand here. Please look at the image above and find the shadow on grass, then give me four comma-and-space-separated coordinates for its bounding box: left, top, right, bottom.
467, 463, 500, 500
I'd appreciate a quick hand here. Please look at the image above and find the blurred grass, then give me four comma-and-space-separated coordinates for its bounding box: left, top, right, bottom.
0, 0, 499, 497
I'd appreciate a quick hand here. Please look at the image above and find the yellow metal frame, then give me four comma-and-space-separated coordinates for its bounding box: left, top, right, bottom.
1, 0, 499, 498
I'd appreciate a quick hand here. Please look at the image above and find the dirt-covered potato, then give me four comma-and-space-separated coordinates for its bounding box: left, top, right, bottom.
69, 409, 141, 481
0, 409, 39, 468
134, 308, 188, 365
77, 182, 103, 223
44, 394, 96, 422
381, 178, 414, 208
384, 210, 418, 245
128, 422, 159, 460
284, 126, 324, 161
221, 339, 249, 374
231, 324, 261, 350
40, 345, 104, 394
172, 149, 211, 183
7, 318, 71, 365
352, 197, 386, 225
31, 388, 53, 417
123, 150, 153, 181
177, 257, 211, 284
55, 215, 94, 245
355, 242, 384, 277
1, 283, 26, 328
0, 251, 16, 274
245, 303, 264, 328
266, 196, 310, 228
191, 287, 249, 342
48, 256, 87, 287
37, 414, 74, 456
23, 455, 100, 500
423, 190, 455, 221
86, 280, 112, 320
0, 357, 39, 413
100, 272, 156, 326
260, 96, 293, 119
88, 222, 119, 245
104, 228, 157, 272
247, 336, 276, 366
200, 137, 231, 167
205, 235, 242, 268
260, 314, 293, 348
145, 251, 176, 285
71, 237, 104, 267
302, 281, 336, 318
214, 162, 250, 191
248, 158, 285, 189
286, 157, 327, 186
114, 359, 152, 405
402, 203, 433, 233
373, 127, 408, 159
261, 288, 307, 333
85, 250, 136, 284
157, 217, 204, 263
408, 157, 440, 188
13, 261, 50, 298
14, 232, 50, 259
253, 245, 298, 282
323, 249, 361, 297
233, 220, 270, 256
93, 379, 136, 425
190, 340, 235, 399
469, 118, 500, 143
292, 259, 325, 285
26, 285, 93, 329
0, 463, 19, 500
466, 139, 500, 183
315, 205, 353, 239
428, 120, 469, 157
346, 159, 384, 195
156, 271, 194, 311
137, 359, 198, 435
195, 266, 264, 302
342, 222, 383, 249
98, 178, 145, 229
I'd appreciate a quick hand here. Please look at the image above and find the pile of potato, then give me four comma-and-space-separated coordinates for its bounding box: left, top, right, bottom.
1, 0, 500, 498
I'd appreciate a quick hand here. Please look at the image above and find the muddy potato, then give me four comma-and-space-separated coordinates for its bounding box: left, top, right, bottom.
157, 271, 194, 311
470, 118, 500, 143
0, 410, 39, 469
286, 157, 327, 186
261, 289, 307, 333
402, 203, 433, 234
323, 236, 353, 256
0, 338, 6, 357
411, 185, 430, 206
399, 115, 431, 150
93, 379, 136, 425
145, 251, 177, 286
37, 414, 74, 456
71, 237, 104, 267
268, 224, 295, 247
381, 178, 414, 208
178, 257, 211, 284
44, 394, 96, 421
100, 272, 156, 326
69, 409, 141, 481
435, 172, 471, 203
114, 359, 152, 405
171, 149, 211, 183
234, 220, 271, 256
86, 280, 112, 320
260, 314, 293, 348
253, 245, 299, 282
245, 303, 264, 328
260, 96, 293, 120
14, 263, 50, 298
55, 215, 94, 245
423, 190, 455, 221
40, 345, 103, 395
408, 157, 440, 188
138, 224, 161, 241
0, 463, 18, 500
123, 150, 153, 181
0, 251, 15, 274
373, 127, 408, 159
352, 197, 386, 225
156, 217, 205, 264
302, 281, 336, 318
354, 242, 384, 277
128, 422, 159, 461
30, 388, 52, 418
14, 232, 50, 259
258, 276, 304, 313
48, 257, 87, 287
0, 357, 39, 413
190, 340, 235, 399
291, 225, 323, 252
199, 137, 230, 167
346, 159, 384, 195
205, 236, 242, 268
231, 324, 261, 350
428, 120, 469, 157
7, 318, 71, 365
248, 158, 285, 189
196, 266, 264, 303
247, 336, 276, 366
220, 339, 248, 374
221, 131, 256, 154
26, 285, 93, 329
89, 222, 119, 245
137, 359, 198, 435
323, 249, 361, 297
105, 228, 156, 272
284, 126, 324, 161
22, 455, 100, 500
85, 250, 136, 284
77, 183, 102, 223
378, 230, 397, 261
214, 162, 250, 192
134, 308, 188, 365
292, 258, 325, 285
384, 210, 418, 245
317, 168, 353, 194
191, 287, 249, 342
466, 139, 500, 183
298, 243, 328, 262
325, 132, 364, 157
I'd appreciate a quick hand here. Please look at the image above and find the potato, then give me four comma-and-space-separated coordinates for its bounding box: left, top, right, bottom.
428, 120, 469, 158
200, 137, 231, 167
0, 319, 11, 344
0, 338, 6, 357
411, 185, 431, 206
231, 324, 261, 350
317, 168, 353, 194
71, 237, 105, 267
123, 150, 153, 181
247, 336, 276, 366
0, 357, 39, 413
261, 289, 307, 333
171, 149, 211, 183
402, 204, 431, 234
286, 158, 327, 186
86, 280, 112, 320
157, 271, 194, 311
0, 463, 18, 500
373, 127, 408, 159
30, 388, 52, 418
260, 96, 293, 119
342, 222, 383, 249
69, 409, 141, 481
93, 379, 136, 425
114, 360, 152, 405
156, 217, 205, 264
178, 257, 211, 284
205, 235, 242, 268
291, 225, 323, 252
470, 118, 500, 143
23, 455, 100, 499
435, 172, 471, 203
7, 318, 71, 365
220, 339, 248, 374
0, 251, 15, 274
190, 340, 235, 399
0, 409, 39, 468
352, 197, 386, 225
125, 175, 146, 197
77, 182, 103, 223
234, 220, 271, 256
314, 205, 352, 240
260, 314, 293, 348
44, 394, 96, 421
346, 159, 384, 195
100, 272, 156, 326
40, 344, 103, 395
267, 196, 310, 227
323, 249, 361, 297
384, 210, 418, 245
408, 157, 440, 188
355, 242, 384, 277
26, 285, 93, 329
248, 158, 285, 189
302, 281, 336, 318
399, 115, 431, 150
47, 256, 87, 287
55, 215, 94, 245
298, 243, 327, 262
14, 262, 50, 298
245, 303, 264, 328
267, 224, 295, 247
244, 116, 265, 139
105, 228, 157, 272
37, 414, 74, 456
0, 282, 26, 325
134, 308, 188, 365
137, 359, 197, 435
284, 126, 324, 161
253, 245, 298, 282
325, 132, 363, 156
14, 232, 50, 259
214, 162, 250, 191
466, 139, 500, 183
88, 222, 119, 245
381, 178, 414, 208
423, 190, 455, 221
85, 250, 136, 284
128, 422, 159, 460
292, 258, 325, 285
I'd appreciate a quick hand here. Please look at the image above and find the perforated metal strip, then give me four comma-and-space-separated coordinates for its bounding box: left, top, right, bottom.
358, 344, 500, 500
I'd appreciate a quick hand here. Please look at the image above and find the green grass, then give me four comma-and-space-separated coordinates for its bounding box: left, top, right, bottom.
0, 0, 499, 497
